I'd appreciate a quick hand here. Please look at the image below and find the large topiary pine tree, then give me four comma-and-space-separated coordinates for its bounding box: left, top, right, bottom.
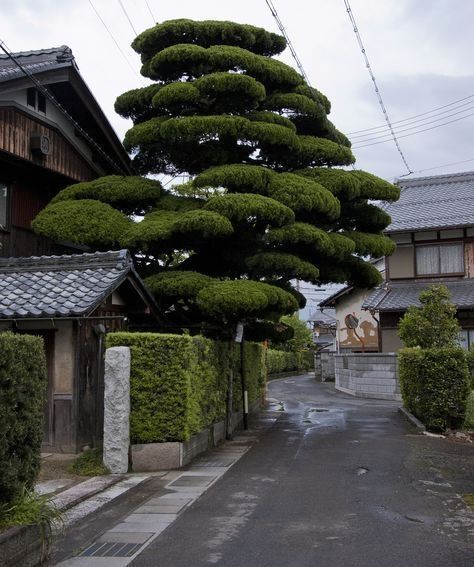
33, 19, 399, 336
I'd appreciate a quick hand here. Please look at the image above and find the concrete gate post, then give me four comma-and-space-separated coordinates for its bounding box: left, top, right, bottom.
103, 346, 130, 473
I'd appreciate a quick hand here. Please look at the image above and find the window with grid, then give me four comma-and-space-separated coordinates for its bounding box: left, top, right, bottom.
416, 243, 464, 275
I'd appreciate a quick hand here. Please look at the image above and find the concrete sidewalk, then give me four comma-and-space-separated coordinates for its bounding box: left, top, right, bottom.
49, 405, 281, 565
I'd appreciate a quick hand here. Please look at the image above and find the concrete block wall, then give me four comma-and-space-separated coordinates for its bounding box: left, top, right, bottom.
321, 352, 336, 382
334, 353, 401, 401
314, 352, 336, 382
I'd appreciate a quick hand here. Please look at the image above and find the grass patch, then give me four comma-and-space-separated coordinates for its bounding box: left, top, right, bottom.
462, 494, 474, 510
464, 391, 474, 430
0, 487, 60, 531
69, 448, 110, 477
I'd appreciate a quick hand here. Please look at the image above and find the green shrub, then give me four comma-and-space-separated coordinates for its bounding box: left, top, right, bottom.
399, 347, 470, 431
466, 346, 474, 390
242, 342, 267, 403
398, 285, 460, 349
0, 332, 46, 505
69, 448, 110, 476
106, 333, 266, 444
0, 487, 61, 532
464, 391, 474, 430
266, 348, 308, 375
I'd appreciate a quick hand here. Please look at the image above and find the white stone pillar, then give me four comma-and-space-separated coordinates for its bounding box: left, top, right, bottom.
103, 347, 130, 474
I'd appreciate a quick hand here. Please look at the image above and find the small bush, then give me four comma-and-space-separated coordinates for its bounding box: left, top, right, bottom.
69, 448, 110, 477
399, 347, 470, 431
466, 346, 474, 390
398, 285, 460, 349
0, 332, 46, 505
464, 391, 474, 430
0, 487, 60, 531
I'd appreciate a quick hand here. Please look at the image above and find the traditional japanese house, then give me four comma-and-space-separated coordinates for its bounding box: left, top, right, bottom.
0, 45, 132, 258
0, 46, 160, 452
0, 250, 161, 453
363, 171, 474, 352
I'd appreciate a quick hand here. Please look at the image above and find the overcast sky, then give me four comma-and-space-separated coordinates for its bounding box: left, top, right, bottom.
3, 0, 474, 181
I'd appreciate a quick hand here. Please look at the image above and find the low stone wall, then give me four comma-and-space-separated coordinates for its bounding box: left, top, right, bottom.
0, 524, 50, 567
335, 353, 401, 401
131, 402, 261, 472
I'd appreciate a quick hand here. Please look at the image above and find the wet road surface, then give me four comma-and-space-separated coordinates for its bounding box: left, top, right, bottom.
131, 375, 474, 567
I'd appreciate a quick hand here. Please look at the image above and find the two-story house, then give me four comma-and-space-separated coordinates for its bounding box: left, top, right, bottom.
0, 46, 162, 452
0, 45, 132, 257
362, 171, 474, 352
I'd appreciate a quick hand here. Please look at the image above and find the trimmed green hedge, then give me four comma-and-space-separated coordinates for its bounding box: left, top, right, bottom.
106, 333, 266, 443
464, 391, 474, 430
0, 332, 46, 505
399, 347, 470, 431
466, 346, 474, 390
266, 349, 309, 375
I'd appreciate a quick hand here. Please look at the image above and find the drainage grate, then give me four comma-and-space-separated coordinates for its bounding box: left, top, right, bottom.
78, 541, 144, 557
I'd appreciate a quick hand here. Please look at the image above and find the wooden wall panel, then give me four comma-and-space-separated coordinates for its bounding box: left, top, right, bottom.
464, 242, 474, 279
0, 226, 71, 258
0, 107, 96, 182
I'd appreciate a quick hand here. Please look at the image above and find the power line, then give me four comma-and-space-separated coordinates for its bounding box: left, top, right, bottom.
0, 39, 127, 174
352, 104, 474, 145
144, 0, 156, 23
264, 0, 311, 86
117, 0, 139, 36
87, 0, 144, 85
342, 0, 413, 174
350, 99, 474, 141
353, 111, 474, 149
348, 93, 474, 135
396, 157, 474, 178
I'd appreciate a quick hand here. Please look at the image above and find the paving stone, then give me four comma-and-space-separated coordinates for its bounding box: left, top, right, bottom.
96, 532, 154, 544
35, 478, 75, 495
169, 475, 215, 487
109, 522, 171, 534
194, 459, 235, 468
124, 513, 177, 524
186, 462, 227, 478
148, 495, 192, 504
57, 557, 129, 566
133, 504, 185, 514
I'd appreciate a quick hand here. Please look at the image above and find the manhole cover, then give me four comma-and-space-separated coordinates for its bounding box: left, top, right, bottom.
78, 542, 143, 557
310, 408, 328, 413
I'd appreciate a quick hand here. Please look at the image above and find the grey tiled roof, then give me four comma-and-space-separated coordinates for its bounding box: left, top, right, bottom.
0, 46, 76, 83
307, 308, 336, 325
0, 250, 133, 319
386, 171, 474, 233
362, 280, 474, 311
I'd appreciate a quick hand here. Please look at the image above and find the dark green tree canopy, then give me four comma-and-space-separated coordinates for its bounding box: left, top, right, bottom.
33, 18, 399, 335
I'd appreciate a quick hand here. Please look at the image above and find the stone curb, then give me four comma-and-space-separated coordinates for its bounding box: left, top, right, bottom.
51, 475, 126, 512
398, 406, 426, 431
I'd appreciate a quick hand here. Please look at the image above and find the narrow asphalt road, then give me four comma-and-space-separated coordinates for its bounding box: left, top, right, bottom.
131, 375, 474, 567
